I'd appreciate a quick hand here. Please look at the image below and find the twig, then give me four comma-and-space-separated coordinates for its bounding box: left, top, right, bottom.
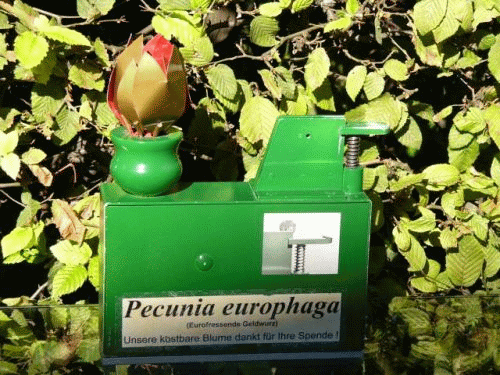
0, 182, 21, 188
0, 188, 25, 207
55, 163, 77, 184
30, 281, 49, 300
32, 7, 83, 22
389, 35, 411, 61
211, 23, 327, 66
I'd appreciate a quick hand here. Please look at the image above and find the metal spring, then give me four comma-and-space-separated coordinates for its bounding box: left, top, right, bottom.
293, 244, 306, 274
345, 136, 360, 168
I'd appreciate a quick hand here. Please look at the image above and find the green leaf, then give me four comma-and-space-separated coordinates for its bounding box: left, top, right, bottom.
274, 66, 297, 99
76, 338, 100, 362
53, 106, 81, 145
152, 13, 203, 47
280, 93, 309, 116
259, 2, 283, 17
491, 153, 500, 186
291, 0, 314, 13
390, 173, 424, 192
1, 153, 20, 180
240, 96, 279, 146
448, 142, 480, 172
393, 223, 411, 252
482, 244, 500, 278
411, 261, 440, 292
0, 130, 18, 156
14, 31, 48, 69
324, 16, 352, 32
454, 108, 485, 134
206, 64, 238, 100
384, 59, 409, 81
433, 105, 453, 122
479, 33, 496, 50
31, 82, 65, 123
29, 49, 57, 85
158, 0, 190, 10
488, 35, 500, 83
413, 0, 448, 35
259, 69, 282, 99
17, 191, 42, 227
190, 0, 211, 10
249, 16, 279, 47
448, 125, 474, 149
51, 264, 87, 297
406, 207, 436, 233
346, 65, 367, 101
363, 72, 385, 101
179, 36, 214, 66
395, 117, 422, 150
404, 237, 427, 272
309, 79, 335, 111
77, 0, 114, 19
439, 227, 458, 249
422, 163, 460, 190
21, 148, 46, 165
346, 93, 406, 130
469, 214, 489, 242
485, 104, 500, 149
0, 361, 18, 374
441, 189, 464, 217
88, 256, 100, 289
0, 108, 20, 132
37, 20, 91, 46
1, 226, 35, 258
50, 240, 92, 266
93, 37, 110, 67
432, 11, 460, 43
456, 49, 481, 69
346, 0, 360, 15
447, 235, 485, 287
304, 47, 330, 91
68, 62, 104, 91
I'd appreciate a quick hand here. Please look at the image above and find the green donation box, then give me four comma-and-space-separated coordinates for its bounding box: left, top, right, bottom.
100, 115, 388, 366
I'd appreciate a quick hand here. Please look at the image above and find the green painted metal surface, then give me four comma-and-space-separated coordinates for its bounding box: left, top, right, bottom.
100, 115, 388, 365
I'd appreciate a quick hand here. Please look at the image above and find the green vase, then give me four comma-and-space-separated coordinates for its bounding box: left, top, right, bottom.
110, 127, 183, 196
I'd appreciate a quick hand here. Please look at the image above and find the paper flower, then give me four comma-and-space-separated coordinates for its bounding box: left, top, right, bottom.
107, 34, 188, 136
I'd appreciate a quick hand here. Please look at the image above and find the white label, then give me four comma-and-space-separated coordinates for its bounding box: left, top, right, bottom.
122, 293, 341, 348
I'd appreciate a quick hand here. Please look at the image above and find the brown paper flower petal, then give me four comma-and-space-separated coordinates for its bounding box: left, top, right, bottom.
114, 35, 143, 98
132, 52, 184, 125
116, 61, 140, 126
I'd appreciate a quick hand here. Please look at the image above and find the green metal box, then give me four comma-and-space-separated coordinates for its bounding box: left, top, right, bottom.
100, 116, 388, 366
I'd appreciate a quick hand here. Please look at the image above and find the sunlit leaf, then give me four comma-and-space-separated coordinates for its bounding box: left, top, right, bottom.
413, 0, 447, 35
446, 235, 484, 287
14, 31, 48, 69
240, 96, 279, 147
304, 47, 330, 91
51, 264, 87, 297
50, 240, 92, 266
384, 59, 409, 81
363, 72, 385, 101
249, 16, 279, 47
206, 64, 238, 100
346, 65, 367, 101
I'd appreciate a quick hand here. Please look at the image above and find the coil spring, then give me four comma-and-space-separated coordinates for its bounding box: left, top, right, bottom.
293, 244, 306, 274
345, 136, 360, 168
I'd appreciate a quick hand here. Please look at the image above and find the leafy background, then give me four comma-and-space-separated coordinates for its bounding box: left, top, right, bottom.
1, 0, 500, 373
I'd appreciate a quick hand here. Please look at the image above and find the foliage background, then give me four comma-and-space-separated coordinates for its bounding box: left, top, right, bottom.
2, 0, 500, 373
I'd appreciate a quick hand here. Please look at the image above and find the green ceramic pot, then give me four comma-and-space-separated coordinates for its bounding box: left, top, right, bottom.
110, 127, 183, 196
